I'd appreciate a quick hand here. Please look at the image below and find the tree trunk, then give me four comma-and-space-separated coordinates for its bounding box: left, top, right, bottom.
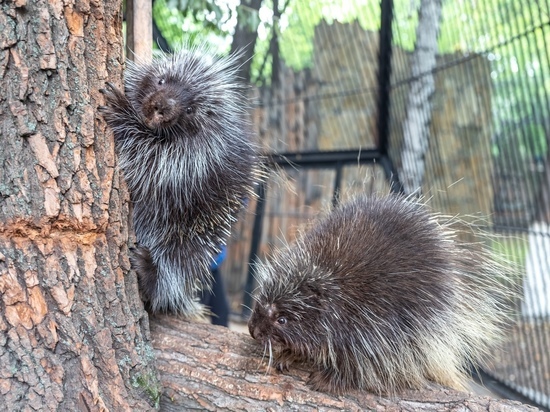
399, 0, 442, 195
151, 316, 538, 411
230, 0, 263, 83
0, 1, 158, 410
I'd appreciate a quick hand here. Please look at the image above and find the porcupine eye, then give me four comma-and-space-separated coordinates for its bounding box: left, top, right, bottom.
185, 106, 194, 114
158, 78, 165, 85
276, 316, 287, 325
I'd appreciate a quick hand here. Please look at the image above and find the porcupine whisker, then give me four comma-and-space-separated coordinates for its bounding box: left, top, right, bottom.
257, 343, 269, 373
241, 303, 254, 313
266, 340, 274, 374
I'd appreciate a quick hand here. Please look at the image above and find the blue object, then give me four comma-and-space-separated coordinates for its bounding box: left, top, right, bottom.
211, 245, 227, 270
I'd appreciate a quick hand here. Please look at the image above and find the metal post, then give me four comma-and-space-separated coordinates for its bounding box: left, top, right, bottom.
376, 0, 394, 156
332, 162, 343, 208
241, 179, 267, 318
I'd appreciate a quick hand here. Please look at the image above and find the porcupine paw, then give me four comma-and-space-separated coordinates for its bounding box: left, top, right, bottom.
307, 369, 344, 394
98, 82, 128, 114
273, 350, 294, 372
273, 358, 292, 372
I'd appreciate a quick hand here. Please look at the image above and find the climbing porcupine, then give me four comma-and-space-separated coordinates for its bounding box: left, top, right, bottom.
98, 45, 259, 316
248, 194, 513, 395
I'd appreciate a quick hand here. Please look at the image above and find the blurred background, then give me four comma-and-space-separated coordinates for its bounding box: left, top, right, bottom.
139, 0, 549, 408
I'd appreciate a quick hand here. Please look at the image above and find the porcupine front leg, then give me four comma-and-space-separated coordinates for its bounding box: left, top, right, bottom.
98, 82, 132, 129
307, 368, 347, 395
273, 349, 296, 372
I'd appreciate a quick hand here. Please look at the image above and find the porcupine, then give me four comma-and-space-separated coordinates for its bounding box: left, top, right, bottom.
99, 45, 258, 316
248, 194, 512, 395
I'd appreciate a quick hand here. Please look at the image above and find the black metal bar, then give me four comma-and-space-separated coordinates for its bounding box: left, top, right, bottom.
242, 178, 267, 318
379, 155, 404, 194
266, 149, 383, 168
376, 0, 394, 156
153, 20, 172, 53
332, 162, 343, 208
376, 0, 404, 194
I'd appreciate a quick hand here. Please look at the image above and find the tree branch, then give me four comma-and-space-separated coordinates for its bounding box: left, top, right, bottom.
151, 316, 538, 411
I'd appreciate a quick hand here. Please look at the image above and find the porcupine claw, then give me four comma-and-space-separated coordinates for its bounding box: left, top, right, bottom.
99, 82, 116, 94
99, 82, 114, 99
274, 361, 287, 372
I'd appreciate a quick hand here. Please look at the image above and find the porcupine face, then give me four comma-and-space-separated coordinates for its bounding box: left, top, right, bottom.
125, 48, 247, 141
135, 71, 191, 131
248, 301, 289, 348
248, 257, 332, 358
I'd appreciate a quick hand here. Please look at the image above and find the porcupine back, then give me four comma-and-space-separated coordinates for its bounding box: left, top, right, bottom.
99, 45, 259, 315
248, 194, 512, 394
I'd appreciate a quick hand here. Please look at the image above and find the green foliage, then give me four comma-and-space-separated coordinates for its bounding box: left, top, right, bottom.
278, 0, 385, 71
525, 124, 548, 159
439, 0, 550, 131
495, 123, 548, 161
234, 0, 261, 32
166, 0, 227, 26
491, 234, 528, 269
132, 372, 162, 409
153, 0, 234, 51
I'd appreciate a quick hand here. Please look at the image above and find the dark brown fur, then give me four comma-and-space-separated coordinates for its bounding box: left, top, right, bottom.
248, 194, 511, 394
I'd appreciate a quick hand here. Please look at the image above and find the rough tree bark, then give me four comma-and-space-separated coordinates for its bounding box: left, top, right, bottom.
151, 316, 539, 411
0, 1, 159, 410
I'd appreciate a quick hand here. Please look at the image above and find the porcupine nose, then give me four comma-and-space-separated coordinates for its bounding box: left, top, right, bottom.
153, 98, 176, 118
153, 102, 164, 116
144, 94, 179, 129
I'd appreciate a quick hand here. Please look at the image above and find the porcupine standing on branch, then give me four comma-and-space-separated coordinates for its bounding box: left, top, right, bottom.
248, 194, 513, 395
99, 46, 259, 316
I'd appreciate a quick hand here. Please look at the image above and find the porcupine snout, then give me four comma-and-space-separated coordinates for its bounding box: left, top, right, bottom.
248, 305, 271, 342
248, 312, 263, 341
249, 323, 270, 343
142, 90, 181, 129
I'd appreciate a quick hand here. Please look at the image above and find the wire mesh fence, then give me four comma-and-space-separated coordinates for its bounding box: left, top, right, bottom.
152, 0, 549, 408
